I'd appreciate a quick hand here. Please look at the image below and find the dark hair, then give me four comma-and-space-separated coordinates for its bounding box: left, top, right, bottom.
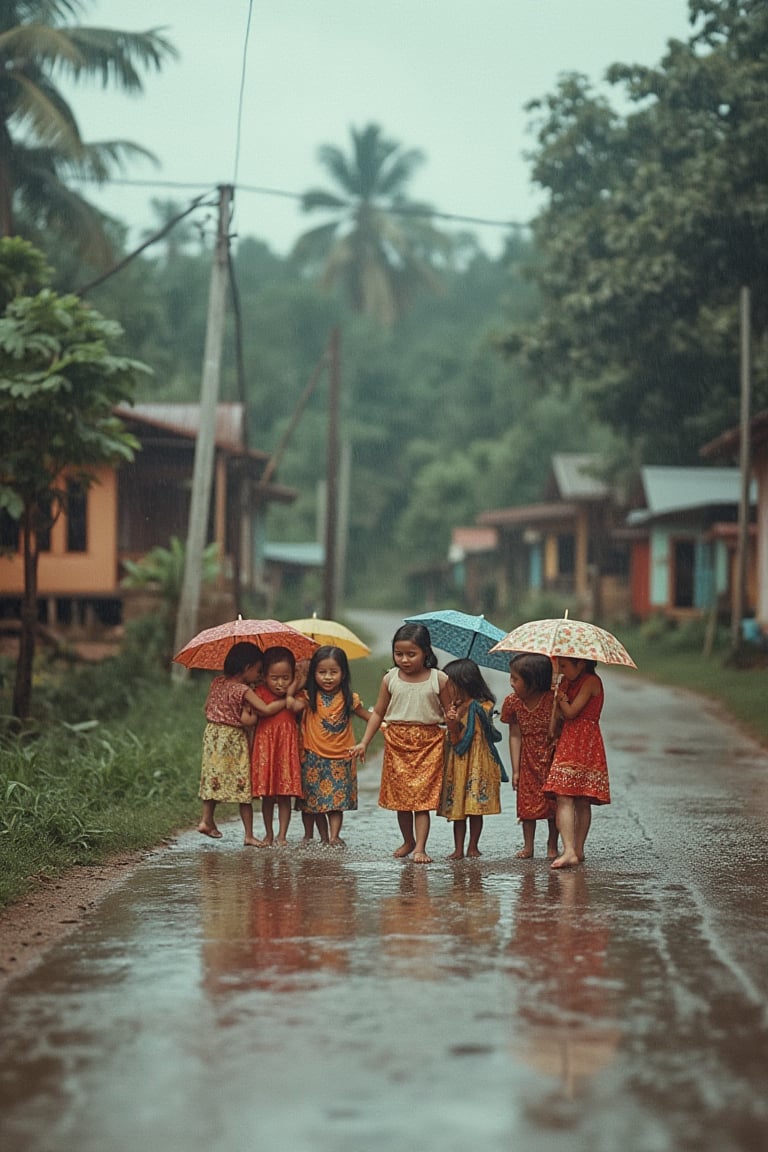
262, 645, 296, 674
392, 623, 438, 669
306, 645, 353, 714
223, 642, 264, 678
509, 652, 553, 693
443, 658, 495, 703
568, 658, 597, 676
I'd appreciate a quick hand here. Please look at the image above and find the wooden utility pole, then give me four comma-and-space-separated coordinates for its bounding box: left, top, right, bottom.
731, 285, 752, 652
323, 327, 340, 619
173, 185, 233, 677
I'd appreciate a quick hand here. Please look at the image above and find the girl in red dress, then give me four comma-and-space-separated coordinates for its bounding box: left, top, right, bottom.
250, 646, 304, 845
501, 652, 560, 859
545, 657, 609, 870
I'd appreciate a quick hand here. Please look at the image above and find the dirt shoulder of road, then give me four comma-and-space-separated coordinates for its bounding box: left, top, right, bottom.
0, 848, 160, 996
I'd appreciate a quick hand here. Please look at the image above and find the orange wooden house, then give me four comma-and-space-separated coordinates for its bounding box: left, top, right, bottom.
0, 403, 295, 636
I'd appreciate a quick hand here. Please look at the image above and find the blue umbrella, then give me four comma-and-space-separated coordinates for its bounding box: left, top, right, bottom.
403, 610, 513, 673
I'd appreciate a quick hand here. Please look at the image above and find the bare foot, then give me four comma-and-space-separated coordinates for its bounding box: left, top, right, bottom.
393, 841, 416, 858
547, 845, 559, 859
300, 836, 313, 845
412, 850, 432, 864
328, 837, 345, 848
467, 846, 482, 858
275, 837, 289, 847
262, 834, 274, 846
551, 852, 580, 869
198, 824, 223, 839
515, 848, 533, 859
447, 849, 464, 860
244, 835, 268, 847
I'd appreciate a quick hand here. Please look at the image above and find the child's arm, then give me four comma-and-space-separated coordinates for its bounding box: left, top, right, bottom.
436, 669, 452, 716
240, 704, 258, 729
285, 689, 307, 715
507, 720, 522, 789
556, 675, 600, 720
353, 702, 373, 723
350, 677, 391, 761
444, 700, 466, 746
243, 687, 287, 717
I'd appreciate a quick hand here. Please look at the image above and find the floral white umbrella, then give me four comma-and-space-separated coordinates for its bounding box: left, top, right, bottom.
489, 611, 636, 668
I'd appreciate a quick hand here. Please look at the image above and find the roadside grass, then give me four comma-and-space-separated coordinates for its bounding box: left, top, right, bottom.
0, 665, 208, 907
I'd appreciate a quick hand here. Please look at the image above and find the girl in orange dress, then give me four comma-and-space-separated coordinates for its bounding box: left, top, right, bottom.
501, 652, 559, 859
299, 645, 371, 847
545, 657, 609, 870
351, 623, 452, 864
250, 646, 304, 845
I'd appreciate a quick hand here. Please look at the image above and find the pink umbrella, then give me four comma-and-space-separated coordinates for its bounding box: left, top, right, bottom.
173, 617, 318, 670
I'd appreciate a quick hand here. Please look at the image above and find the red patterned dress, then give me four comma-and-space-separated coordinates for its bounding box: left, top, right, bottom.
250, 686, 303, 800
500, 691, 557, 821
544, 672, 610, 805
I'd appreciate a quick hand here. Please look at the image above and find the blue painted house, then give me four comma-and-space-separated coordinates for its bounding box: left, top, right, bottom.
627, 466, 756, 618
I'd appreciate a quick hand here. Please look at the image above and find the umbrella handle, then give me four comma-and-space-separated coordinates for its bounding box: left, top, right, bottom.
549, 658, 562, 742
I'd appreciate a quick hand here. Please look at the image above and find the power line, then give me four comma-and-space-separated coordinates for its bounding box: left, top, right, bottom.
232, 0, 255, 193
96, 176, 531, 231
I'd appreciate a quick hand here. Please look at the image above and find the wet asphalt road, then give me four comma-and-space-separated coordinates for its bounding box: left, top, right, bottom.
1, 610, 767, 1152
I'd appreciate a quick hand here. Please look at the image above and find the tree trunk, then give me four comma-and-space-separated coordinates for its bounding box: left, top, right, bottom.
13, 506, 39, 719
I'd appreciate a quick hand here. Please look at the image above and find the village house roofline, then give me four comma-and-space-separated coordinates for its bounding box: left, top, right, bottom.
699, 408, 768, 458
627, 465, 755, 526
546, 453, 611, 501
115, 402, 269, 460
477, 502, 580, 528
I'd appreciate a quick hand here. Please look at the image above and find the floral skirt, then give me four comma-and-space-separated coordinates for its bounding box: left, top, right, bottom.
299, 749, 358, 813
199, 723, 252, 804
379, 722, 445, 812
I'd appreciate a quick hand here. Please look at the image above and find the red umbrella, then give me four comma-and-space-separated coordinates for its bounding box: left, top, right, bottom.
172, 617, 318, 671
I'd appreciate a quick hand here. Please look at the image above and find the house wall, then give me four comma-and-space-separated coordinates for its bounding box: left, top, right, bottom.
0, 468, 117, 596
756, 451, 768, 626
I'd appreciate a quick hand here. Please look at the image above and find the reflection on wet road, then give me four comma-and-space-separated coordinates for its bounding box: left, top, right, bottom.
1, 671, 767, 1152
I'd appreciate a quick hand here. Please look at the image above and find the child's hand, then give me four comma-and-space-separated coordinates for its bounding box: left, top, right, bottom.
350, 742, 366, 762
445, 703, 459, 723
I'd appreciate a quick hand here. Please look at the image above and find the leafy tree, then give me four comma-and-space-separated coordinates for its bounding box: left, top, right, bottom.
513, 0, 768, 461
293, 122, 451, 326
0, 0, 176, 264
0, 238, 149, 717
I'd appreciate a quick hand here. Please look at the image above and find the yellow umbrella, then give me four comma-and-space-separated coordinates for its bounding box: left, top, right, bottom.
285, 614, 371, 660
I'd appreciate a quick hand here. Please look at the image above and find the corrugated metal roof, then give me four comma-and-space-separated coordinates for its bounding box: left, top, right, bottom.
549, 453, 609, 500
263, 542, 324, 568
627, 466, 755, 525
116, 402, 245, 452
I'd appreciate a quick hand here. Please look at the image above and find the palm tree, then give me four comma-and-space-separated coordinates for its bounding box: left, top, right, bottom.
0, 0, 177, 263
293, 122, 451, 326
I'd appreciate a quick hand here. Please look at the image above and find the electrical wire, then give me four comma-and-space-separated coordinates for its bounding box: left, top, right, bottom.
232, 0, 255, 198
91, 177, 530, 231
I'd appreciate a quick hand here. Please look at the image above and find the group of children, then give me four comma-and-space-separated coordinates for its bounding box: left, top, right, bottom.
197, 622, 609, 869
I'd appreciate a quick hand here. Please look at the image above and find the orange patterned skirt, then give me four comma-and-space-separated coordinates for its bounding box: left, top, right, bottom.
379, 722, 445, 812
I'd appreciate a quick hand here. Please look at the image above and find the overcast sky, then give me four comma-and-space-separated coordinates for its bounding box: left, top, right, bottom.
70, 0, 695, 256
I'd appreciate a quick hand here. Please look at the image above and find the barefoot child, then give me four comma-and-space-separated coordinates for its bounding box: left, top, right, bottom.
298, 645, 372, 847
545, 657, 609, 869
250, 646, 304, 845
351, 623, 451, 864
501, 653, 560, 859
198, 642, 291, 846
437, 658, 506, 859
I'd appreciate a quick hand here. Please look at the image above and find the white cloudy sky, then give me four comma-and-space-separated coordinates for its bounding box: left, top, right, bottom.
69, 0, 695, 255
